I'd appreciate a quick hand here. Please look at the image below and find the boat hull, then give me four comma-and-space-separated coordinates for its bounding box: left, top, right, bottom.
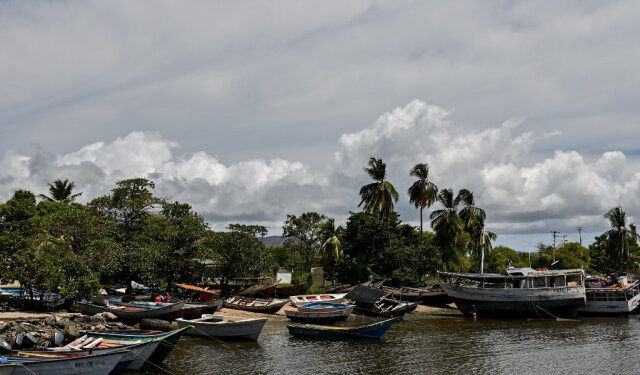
287, 317, 399, 339
74, 300, 186, 321
285, 307, 353, 324
440, 283, 586, 318
289, 294, 346, 306
577, 288, 640, 315
176, 315, 267, 341
5, 351, 125, 375
223, 297, 289, 314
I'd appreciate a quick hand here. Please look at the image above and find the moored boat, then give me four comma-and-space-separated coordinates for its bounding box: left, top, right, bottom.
438, 267, 586, 318
223, 296, 289, 314
345, 285, 418, 317
275, 284, 309, 298
381, 285, 451, 306
176, 314, 267, 341
237, 282, 279, 298
285, 305, 354, 324
296, 302, 354, 312
287, 317, 399, 339
126, 300, 222, 319
73, 300, 186, 321
289, 293, 346, 306
577, 278, 640, 315
84, 326, 190, 364
1, 350, 126, 375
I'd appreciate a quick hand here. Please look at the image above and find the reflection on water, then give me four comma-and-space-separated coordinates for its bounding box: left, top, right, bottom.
133, 315, 640, 375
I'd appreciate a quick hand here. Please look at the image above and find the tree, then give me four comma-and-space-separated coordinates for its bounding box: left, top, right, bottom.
429, 188, 465, 270
466, 212, 496, 273
604, 206, 640, 271
484, 246, 526, 274
228, 224, 268, 239
39, 179, 82, 203
408, 163, 438, 237
554, 242, 590, 269
282, 212, 330, 282
320, 220, 343, 284
359, 157, 399, 221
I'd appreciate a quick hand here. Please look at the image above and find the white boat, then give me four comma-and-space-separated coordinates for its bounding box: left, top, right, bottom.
50, 336, 160, 371
223, 296, 289, 314
5, 350, 125, 375
577, 279, 640, 315
0, 365, 17, 375
176, 314, 267, 341
73, 299, 186, 320
289, 293, 346, 306
438, 267, 586, 318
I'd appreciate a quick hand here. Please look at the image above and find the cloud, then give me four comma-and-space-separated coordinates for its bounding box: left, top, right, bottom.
2, 100, 639, 239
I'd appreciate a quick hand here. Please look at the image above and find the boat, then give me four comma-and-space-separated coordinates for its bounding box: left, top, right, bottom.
287, 317, 399, 339
0, 364, 17, 375
126, 300, 222, 319
289, 293, 346, 306
176, 314, 267, 341
0, 288, 65, 311
296, 302, 355, 312
73, 299, 186, 320
275, 284, 309, 298
345, 285, 418, 317
84, 326, 190, 364
577, 278, 640, 315
174, 283, 220, 301
236, 282, 278, 298
223, 296, 289, 314
285, 304, 354, 323
381, 284, 451, 306
438, 267, 586, 318
0, 350, 126, 375
46, 336, 160, 371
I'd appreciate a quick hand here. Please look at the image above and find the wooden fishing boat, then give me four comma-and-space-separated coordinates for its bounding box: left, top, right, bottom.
237, 282, 278, 297
223, 296, 289, 314
126, 300, 221, 319
577, 279, 640, 315
381, 285, 451, 306
438, 267, 586, 318
1, 350, 126, 375
289, 293, 346, 306
73, 299, 186, 320
174, 283, 220, 301
46, 337, 160, 371
0, 364, 17, 375
287, 317, 399, 339
285, 305, 354, 323
345, 285, 418, 317
275, 284, 309, 297
176, 314, 267, 341
296, 302, 355, 312
84, 326, 190, 364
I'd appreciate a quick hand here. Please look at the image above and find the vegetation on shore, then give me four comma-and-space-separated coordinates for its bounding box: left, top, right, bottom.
0, 156, 638, 303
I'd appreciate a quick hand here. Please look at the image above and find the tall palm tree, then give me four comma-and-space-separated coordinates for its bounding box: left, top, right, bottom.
408, 163, 438, 237
430, 188, 465, 268
359, 157, 399, 220
466, 212, 496, 273
458, 189, 486, 229
604, 206, 640, 271
321, 235, 343, 284
39, 179, 82, 203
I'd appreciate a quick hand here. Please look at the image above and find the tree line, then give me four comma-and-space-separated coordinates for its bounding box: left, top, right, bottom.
0, 157, 638, 302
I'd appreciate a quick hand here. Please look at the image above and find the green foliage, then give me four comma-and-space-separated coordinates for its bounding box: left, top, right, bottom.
283, 212, 330, 282
39, 179, 82, 203
483, 246, 526, 274
554, 242, 590, 269
359, 157, 399, 220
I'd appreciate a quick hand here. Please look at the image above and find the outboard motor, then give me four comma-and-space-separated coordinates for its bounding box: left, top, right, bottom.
11, 333, 24, 349
24, 333, 37, 348
52, 332, 64, 347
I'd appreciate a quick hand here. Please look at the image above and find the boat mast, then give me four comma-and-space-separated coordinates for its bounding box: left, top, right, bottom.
480, 229, 485, 274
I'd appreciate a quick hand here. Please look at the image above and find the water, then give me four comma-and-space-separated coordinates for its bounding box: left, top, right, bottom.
134, 314, 640, 375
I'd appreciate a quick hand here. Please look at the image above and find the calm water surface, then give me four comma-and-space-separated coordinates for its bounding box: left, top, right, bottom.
133, 313, 640, 375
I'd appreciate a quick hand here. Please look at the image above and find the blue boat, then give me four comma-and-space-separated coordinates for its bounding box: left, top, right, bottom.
287, 317, 400, 339
297, 302, 355, 312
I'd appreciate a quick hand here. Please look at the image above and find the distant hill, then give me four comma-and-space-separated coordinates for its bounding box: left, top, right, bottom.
261, 235, 285, 247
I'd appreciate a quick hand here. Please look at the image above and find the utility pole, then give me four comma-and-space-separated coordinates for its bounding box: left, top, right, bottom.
561, 234, 568, 246
480, 229, 485, 274
551, 230, 559, 264
577, 226, 583, 245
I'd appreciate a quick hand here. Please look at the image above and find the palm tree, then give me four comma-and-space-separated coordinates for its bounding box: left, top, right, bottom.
457, 189, 486, 229
466, 212, 496, 273
359, 157, 399, 220
408, 163, 438, 237
39, 179, 82, 203
604, 206, 640, 271
321, 235, 343, 285
430, 188, 465, 268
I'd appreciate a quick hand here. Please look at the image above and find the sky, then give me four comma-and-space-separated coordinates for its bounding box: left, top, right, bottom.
2, 0, 640, 251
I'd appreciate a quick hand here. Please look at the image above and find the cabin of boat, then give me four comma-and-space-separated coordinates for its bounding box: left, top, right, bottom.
438, 267, 586, 317
577, 279, 640, 315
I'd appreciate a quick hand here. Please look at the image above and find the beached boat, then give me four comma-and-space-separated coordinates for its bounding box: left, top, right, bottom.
275, 284, 309, 297
381, 285, 451, 306
176, 314, 267, 341
296, 302, 354, 312
287, 317, 399, 339
285, 304, 354, 323
175, 283, 220, 301
127, 300, 221, 319
237, 282, 279, 297
577, 279, 640, 315
345, 285, 418, 317
84, 326, 190, 364
438, 267, 586, 318
73, 299, 186, 320
223, 296, 289, 314
0, 364, 17, 375
1, 350, 126, 375
289, 293, 346, 306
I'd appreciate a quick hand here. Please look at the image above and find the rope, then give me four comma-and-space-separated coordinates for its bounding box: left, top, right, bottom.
18, 363, 38, 375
